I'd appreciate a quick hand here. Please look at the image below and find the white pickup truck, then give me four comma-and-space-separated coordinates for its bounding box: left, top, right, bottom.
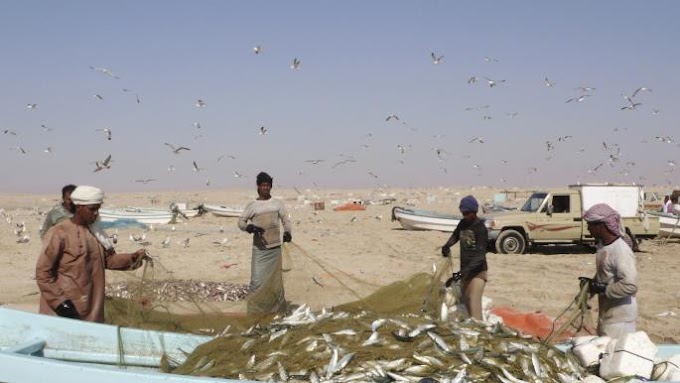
486, 184, 659, 254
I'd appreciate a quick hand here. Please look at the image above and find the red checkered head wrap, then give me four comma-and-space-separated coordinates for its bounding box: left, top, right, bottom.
583, 203, 633, 247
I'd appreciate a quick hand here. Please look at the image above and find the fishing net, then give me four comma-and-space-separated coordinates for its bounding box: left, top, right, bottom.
544, 282, 597, 344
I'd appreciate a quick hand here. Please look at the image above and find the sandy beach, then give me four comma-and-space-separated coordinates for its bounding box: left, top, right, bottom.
1, 186, 678, 343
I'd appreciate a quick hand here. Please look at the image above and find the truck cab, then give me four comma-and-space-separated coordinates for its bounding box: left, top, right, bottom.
486, 184, 659, 254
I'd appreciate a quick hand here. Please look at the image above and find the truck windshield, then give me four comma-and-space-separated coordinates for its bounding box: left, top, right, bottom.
521, 193, 547, 212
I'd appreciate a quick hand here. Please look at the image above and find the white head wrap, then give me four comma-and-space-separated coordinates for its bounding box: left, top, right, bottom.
71, 185, 104, 205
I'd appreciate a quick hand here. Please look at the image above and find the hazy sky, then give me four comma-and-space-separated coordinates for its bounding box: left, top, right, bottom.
1, 1, 679, 194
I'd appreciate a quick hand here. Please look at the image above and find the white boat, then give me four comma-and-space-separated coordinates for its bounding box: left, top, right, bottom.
0, 307, 249, 383
647, 211, 680, 238
391, 206, 461, 232
99, 208, 176, 225
199, 204, 244, 218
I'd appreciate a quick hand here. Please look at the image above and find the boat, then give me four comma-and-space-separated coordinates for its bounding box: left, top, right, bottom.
199, 204, 244, 218
0, 307, 248, 383
99, 208, 177, 225
391, 206, 462, 232
646, 211, 680, 238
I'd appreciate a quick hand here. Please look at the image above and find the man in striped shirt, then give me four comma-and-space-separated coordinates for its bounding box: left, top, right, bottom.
238, 172, 293, 315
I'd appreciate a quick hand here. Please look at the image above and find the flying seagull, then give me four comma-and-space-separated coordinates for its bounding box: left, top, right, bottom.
192, 161, 203, 172
253, 45, 262, 55
468, 137, 485, 144
135, 178, 156, 184
26, 104, 37, 110
233, 170, 244, 178
93, 155, 112, 172
259, 126, 268, 135
566, 94, 591, 103
385, 114, 400, 122
431, 52, 443, 65
89, 66, 120, 79
544, 76, 555, 87
483, 77, 505, 88
164, 143, 191, 154
195, 99, 207, 108
305, 159, 325, 165
96, 128, 112, 141
291, 58, 301, 70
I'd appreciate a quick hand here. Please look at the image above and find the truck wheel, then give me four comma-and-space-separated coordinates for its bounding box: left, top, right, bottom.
495, 230, 526, 254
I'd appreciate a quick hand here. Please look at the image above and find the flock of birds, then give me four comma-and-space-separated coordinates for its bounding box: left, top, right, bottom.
4, 44, 679, 190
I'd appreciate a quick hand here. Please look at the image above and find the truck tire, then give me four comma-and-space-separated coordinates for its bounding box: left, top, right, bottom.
495, 229, 526, 254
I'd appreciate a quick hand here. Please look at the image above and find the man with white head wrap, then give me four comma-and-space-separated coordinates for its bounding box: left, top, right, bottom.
36, 185, 148, 322
580, 203, 638, 339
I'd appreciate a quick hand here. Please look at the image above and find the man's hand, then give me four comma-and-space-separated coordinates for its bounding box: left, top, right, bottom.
441, 246, 451, 257
579, 277, 607, 294
283, 232, 292, 243
245, 224, 265, 235
54, 299, 81, 319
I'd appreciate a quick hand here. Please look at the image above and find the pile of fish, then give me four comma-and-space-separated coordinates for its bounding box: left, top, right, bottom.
173, 304, 586, 382
105, 279, 249, 302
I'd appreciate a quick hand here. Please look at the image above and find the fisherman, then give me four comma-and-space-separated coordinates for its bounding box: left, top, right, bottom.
441, 195, 488, 321
662, 195, 672, 213
579, 203, 638, 339
238, 172, 293, 315
35, 185, 148, 322
39, 184, 76, 239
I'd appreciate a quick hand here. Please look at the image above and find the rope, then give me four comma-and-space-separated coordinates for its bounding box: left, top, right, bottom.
283, 242, 369, 301
543, 282, 594, 344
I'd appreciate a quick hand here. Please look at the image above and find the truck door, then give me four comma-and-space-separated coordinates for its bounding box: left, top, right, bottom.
528, 194, 581, 241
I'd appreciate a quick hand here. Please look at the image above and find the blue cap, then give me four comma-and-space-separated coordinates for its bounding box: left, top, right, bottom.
459, 195, 478, 213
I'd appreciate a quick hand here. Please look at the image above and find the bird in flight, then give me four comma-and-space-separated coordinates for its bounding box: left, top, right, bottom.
233, 170, 245, 178
468, 137, 485, 144
331, 158, 357, 169
631, 86, 651, 99
253, 45, 262, 55
291, 58, 301, 70
93, 155, 112, 172
305, 159, 325, 165
89, 66, 120, 79
96, 128, 112, 141
385, 114, 400, 122
135, 178, 155, 184
43, 147, 52, 154
467, 76, 478, 84
168, 165, 176, 172
484, 77, 505, 88
483, 56, 499, 63
259, 126, 268, 135
193, 122, 202, 130
574, 86, 596, 93
164, 143, 191, 154
544, 76, 555, 87
15, 145, 27, 155
566, 94, 590, 103
93, 94, 104, 101
195, 99, 207, 108
620, 96, 642, 111
431, 52, 444, 65
217, 154, 236, 162
192, 161, 203, 172
26, 104, 38, 110
3, 129, 17, 136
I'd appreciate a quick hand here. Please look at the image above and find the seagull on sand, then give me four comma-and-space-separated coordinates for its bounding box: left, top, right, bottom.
164, 143, 191, 154
291, 58, 301, 70
253, 45, 262, 55
195, 99, 207, 108
431, 52, 444, 65
93, 155, 112, 172
16, 234, 30, 244
161, 236, 171, 248
96, 128, 112, 141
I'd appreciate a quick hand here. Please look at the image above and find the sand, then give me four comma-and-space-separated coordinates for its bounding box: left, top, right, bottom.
1, 186, 678, 343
